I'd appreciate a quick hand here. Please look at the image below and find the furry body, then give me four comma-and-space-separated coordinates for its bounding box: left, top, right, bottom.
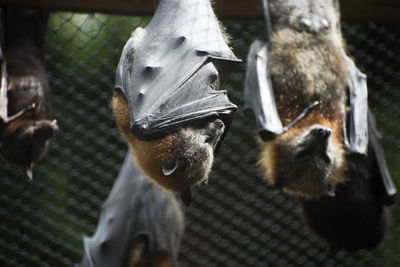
0, 8, 58, 178
258, 0, 348, 198
251, 0, 395, 250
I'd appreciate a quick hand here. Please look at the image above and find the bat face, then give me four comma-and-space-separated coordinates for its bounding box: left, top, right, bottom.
259, 119, 345, 198
112, 90, 224, 192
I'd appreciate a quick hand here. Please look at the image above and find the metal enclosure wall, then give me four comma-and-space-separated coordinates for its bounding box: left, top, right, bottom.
0, 13, 399, 266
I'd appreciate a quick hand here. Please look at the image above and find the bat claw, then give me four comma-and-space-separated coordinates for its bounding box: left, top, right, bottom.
26, 165, 33, 181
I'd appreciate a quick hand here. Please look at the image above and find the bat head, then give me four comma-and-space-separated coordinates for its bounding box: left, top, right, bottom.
112, 90, 224, 192
0, 118, 58, 178
126, 235, 174, 267
259, 123, 345, 198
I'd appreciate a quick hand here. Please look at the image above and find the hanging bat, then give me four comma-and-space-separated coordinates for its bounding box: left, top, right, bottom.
244, 0, 396, 250
78, 150, 184, 267
0, 8, 58, 179
112, 0, 240, 204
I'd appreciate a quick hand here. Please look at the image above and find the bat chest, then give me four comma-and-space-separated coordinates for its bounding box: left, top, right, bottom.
269, 39, 348, 123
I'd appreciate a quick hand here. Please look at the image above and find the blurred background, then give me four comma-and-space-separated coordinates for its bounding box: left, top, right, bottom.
0, 10, 399, 267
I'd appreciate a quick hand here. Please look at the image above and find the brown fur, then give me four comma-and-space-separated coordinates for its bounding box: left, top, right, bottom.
111, 91, 180, 191
111, 90, 217, 192
126, 240, 173, 267
256, 1, 392, 250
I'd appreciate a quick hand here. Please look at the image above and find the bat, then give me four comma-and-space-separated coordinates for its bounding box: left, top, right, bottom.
112, 0, 240, 204
77, 150, 184, 267
244, 0, 396, 250
0, 8, 58, 179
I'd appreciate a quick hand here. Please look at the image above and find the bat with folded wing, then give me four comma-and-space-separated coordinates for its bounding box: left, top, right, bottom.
78, 150, 184, 267
0, 8, 58, 179
244, 0, 396, 250
111, 0, 240, 205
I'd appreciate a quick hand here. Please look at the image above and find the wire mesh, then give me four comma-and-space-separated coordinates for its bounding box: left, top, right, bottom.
0, 12, 399, 266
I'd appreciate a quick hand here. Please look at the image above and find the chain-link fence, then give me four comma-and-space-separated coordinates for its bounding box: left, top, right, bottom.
0, 12, 399, 266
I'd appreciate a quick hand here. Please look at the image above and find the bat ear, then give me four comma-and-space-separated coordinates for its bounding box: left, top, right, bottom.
161, 158, 178, 176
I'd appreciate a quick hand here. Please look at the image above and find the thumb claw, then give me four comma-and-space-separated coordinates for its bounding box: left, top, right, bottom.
26, 165, 33, 181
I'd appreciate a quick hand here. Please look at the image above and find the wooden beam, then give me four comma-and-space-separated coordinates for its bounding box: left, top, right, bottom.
0, 0, 159, 16
339, 0, 400, 22
0, 0, 399, 21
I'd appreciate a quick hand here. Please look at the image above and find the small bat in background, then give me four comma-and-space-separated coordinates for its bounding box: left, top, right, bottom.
112, 0, 240, 205
77, 150, 184, 267
0, 8, 58, 179
244, 0, 396, 250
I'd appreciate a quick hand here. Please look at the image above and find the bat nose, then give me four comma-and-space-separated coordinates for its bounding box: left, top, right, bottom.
206, 118, 225, 132
304, 125, 332, 157
310, 126, 332, 138
204, 119, 225, 148
213, 119, 224, 130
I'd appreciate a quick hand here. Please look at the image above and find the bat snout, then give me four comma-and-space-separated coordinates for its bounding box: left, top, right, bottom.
204, 119, 225, 148
206, 118, 225, 133
309, 125, 332, 139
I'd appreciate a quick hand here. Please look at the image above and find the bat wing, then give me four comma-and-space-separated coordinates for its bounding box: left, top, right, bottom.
341, 51, 369, 155
244, 40, 283, 141
368, 110, 396, 205
78, 151, 184, 267
115, 0, 240, 141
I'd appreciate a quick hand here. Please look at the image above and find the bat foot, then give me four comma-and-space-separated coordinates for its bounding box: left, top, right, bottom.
180, 189, 191, 206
